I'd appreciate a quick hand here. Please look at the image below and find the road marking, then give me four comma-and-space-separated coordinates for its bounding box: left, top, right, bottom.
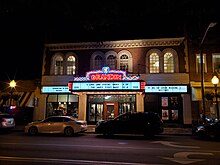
151, 141, 200, 148
162, 152, 214, 164
118, 142, 128, 144
0, 156, 162, 165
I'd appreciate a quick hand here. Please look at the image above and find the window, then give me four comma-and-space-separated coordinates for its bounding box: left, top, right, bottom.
106, 55, 116, 69
146, 48, 178, 74
67, 56, 76, 75
213, 54, 220, 72
55, 56, 63, 75
164, 52, 174, 73
120, 54, 128, 71
94, 55, 103, 70
149, 53, 159, 73
196, 54, 207, 73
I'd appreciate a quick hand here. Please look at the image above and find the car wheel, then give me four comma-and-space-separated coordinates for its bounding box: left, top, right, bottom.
144, 127, 154, 139
64, 127, 74, 136
208, 131, 216, 139
28, 126, 38, 136
103, 128, 112, 136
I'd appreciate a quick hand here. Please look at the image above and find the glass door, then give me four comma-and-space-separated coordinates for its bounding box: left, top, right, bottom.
106, 104, 114, 119
96, 104, 104, 121
88, 103, 103, 123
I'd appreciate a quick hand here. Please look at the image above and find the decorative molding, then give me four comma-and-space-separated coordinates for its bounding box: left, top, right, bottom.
45, 37, 185, 51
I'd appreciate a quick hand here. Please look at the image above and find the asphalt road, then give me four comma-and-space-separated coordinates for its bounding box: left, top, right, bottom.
0, 131, 220, 165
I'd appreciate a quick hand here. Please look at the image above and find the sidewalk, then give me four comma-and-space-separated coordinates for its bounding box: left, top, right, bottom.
85, 125, 192, 135
13, 124, 192, 135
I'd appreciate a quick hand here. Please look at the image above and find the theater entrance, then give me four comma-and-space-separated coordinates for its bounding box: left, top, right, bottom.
104, 102, 118, 120
87, 94, 136, 124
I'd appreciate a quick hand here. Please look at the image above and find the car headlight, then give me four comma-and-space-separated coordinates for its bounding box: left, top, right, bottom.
196, 126, 205, 132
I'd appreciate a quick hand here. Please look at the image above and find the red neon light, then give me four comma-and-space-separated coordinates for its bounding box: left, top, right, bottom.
141, 82, 146, 90
68, 83, 72, 90
90, 74, 122, 81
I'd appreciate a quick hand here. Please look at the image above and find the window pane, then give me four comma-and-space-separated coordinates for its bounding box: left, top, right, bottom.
149, 53, 159, 73
164, 53, 174, 73
213, 54, 220, 72
55, 56, 63, 75
67, 56, 76, 75
196, 54, 207, 73
106, 55, 116, 69
120, 54, 128, 71
94, 55, 103, 70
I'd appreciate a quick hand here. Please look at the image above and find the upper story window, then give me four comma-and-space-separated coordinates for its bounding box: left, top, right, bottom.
196, 54, 207, 73
94, 55, 103, 70
67, 56, 76, 75
149, 53, 159, 73
119, 54, 128, 71
146, 48, 178, 73
212, 54, 220, 72
164, 52, 174, 73
91, 50, 132, 72
106, 54, 116, 69
55, 56, 64, 75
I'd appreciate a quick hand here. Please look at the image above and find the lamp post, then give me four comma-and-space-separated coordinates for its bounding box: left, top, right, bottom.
9, 80, 16, 106
200, 22, 217, 121
211, 75, 219, 120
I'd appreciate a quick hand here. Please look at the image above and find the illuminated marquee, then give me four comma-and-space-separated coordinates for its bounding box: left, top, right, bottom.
69, 67, 144, 91
74, 66, 140, 81
145, 85, 188, 93
41, 86, 70, 93
69, 81, 141, 91
90, 74, 122, 81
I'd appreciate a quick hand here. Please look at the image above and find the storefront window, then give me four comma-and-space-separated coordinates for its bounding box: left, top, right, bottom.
46, 94, 79, 118
160, 95, 182, 123
87, 94, 136, 124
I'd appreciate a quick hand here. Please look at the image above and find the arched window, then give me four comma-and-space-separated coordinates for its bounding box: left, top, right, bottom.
106, 54, 116, 69
90, 51, 104, 70
164, 52, 174, 73
67, 56, 76, 75
55, 56, 64, 75
149, 53, 159, 73
94, 55, 103, 70
120, 54, 128, 71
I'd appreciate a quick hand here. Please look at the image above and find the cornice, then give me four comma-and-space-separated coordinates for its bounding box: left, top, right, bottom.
45, 37, 185, 51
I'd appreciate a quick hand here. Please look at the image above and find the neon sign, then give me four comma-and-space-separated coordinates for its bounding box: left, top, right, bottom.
90, 74, 122, 81
69, 67, 143, 92
73, 66, 140, 81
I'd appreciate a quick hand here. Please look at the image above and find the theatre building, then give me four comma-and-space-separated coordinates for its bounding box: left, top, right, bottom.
39, 38, 192, 127
68, 66, 145, 124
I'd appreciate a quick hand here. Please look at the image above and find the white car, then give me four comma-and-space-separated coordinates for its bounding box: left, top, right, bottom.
0, 112, 16, 131
24, 116, 87, 136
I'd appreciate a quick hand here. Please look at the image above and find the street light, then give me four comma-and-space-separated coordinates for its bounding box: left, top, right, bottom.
211, 75, 219, 120
200, 22, 217, 121
9, 80, 16, 106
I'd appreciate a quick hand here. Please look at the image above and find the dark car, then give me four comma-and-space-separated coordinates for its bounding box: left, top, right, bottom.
192, 119, 220, 139
95, 112, 164, 137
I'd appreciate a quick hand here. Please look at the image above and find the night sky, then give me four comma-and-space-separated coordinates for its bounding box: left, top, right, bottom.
0, 0, 219, 81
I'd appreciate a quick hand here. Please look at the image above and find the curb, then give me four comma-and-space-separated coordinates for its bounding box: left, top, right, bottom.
12, 125, 192, 136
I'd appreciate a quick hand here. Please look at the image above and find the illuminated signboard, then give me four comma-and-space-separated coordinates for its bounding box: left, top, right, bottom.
73, 66, 140, 81
70, 81, 141, 91
41, 86, 70, 93
145, 85, 188, 93
68, 67, 143, 92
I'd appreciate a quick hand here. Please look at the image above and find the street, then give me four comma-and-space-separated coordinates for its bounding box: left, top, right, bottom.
0, 131, 220, 165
